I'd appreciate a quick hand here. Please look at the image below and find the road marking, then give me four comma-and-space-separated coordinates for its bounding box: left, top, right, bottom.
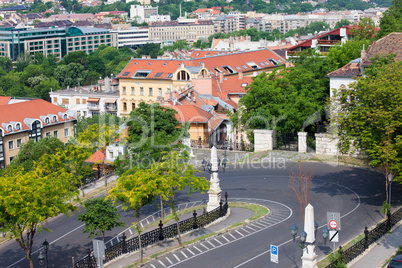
207, 241, 216, 248
214, 238, 223, 245
129, 228, 133, 234
228, 233, 237, 240
193, 246, 202, 253
235, 230, 245, 237
187, 248, 195, 255
252, 222, 266, 228
158, 260, 166, 267
240, 228, 251, 234
173, 254, 180, 262
245, 226, 257, 232
221, 235, 230, 242
181, 251, 188, 259
201, 243, 209, 250
165, 257, 173, 265
150, 264, 156, 268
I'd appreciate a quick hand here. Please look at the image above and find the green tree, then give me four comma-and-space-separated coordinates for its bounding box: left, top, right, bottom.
78, 198, 125, 241
77, 123, 120, 186
3, 137, 64, 174
75, 113, 121, 135
136, 43, 163, 59
54, 63, 88, 88
327, 39, 371, 69
155, 151, 209, 246
332, 61, 402, 212
127, 102, 183, 168
377, 0, 402, 39
350, 18, 376, 41
334, 19, 351, 29
0, 154, 79, 268
63, 50, 88, 66
108, 167, 158, 263
0, 57, 13, 73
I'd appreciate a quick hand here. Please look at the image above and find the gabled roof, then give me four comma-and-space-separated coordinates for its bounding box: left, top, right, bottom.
166, 104, 213, 123
217, 75, 252, 94
363, 32, 402, 65
326, 60, 361, 78
118, 49, 285, 79
0, 96, 11, 106
85, 149, 113, 164
0, 99, 75, 135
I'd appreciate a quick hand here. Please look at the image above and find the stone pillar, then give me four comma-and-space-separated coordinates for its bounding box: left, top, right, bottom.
302, 204, 318, 268
182, 137, 195, 157
254, 130, 273, 152
298, 132, 307, 153
207, 146, 222, 212
315, 133, 339, 155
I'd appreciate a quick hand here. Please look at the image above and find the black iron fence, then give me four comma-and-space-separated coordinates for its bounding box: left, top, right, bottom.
71, 197, 229, 267
326, 206, 402, 268
274, 132, 298, 151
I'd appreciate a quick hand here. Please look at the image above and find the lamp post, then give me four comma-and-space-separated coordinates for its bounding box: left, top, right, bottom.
42, 239, 49, 268
388, 173, 394, 210
204, 146, 225, 212
38, 250, 45, 268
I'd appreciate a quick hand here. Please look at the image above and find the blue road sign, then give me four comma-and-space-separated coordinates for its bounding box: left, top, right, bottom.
271, 245, 278, 255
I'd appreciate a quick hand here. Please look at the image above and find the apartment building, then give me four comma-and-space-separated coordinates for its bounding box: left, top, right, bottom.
130, 5, 158, 22
111, 26, 151, 48
0, 26, 118, 61
213, 14, 245, 34
0, 98, 76, 168
149, 20, 214, 42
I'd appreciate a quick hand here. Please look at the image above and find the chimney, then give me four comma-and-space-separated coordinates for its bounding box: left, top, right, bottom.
218, 72, 224, 83
142, 55, 147, 59
238, 71, 243, 80
360, 43, 367, 60
105, 76, 110, 92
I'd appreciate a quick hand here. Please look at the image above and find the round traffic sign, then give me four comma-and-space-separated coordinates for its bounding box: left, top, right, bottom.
329, 220, 338, 230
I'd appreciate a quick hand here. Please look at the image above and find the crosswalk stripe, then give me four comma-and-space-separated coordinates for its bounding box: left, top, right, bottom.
193, 245, 202, 253
165, 257, 173, 265
187, 248, 195, 255
173, 254, 180, 262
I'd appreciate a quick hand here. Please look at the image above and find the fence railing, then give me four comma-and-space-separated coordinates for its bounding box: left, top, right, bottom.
274, 132, 298, 151
71, 196, 229, 267
325, 206, 402, 268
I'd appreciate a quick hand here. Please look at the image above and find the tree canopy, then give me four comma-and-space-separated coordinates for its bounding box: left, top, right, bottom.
377, 0, 402, 39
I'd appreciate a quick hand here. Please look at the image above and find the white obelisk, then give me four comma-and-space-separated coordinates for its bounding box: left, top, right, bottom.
207, 146, 222, 212
302, 204, 318, 268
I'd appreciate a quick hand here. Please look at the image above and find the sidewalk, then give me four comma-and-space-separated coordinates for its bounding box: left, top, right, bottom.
348, 223, 402, 268
104, 207, 254, 268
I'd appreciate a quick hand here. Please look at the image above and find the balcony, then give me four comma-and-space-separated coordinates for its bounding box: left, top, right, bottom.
317, 39, 341, 45
105, 104, 117, 111
87, 105, 100, 110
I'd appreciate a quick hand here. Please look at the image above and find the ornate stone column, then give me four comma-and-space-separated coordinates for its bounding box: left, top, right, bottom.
302, 204, 318, 268
207, 146, 222, 212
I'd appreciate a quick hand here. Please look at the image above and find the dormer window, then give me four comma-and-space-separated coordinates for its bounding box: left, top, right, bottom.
45, 117, 50, 124
15, 123, 21, 130
63, 114, 68, 120
53, 116, 57, 122
7, 125, 12, 132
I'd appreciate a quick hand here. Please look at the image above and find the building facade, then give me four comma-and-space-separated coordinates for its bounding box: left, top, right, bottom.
0, 98, 76, 168
0, 26, 118, 61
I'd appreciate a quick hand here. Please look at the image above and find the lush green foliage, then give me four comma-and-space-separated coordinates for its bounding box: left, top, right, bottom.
0, 153, 79, 268
78, 198, 125, 241
334, 19, 352, 29
231, 51, 335, 142
326, 39, 371, 69
377, 0, 402, 39
2, 137, 64, 174
333, 61, 402, 183
126, 102, 184, 167
75, 113, 121, 135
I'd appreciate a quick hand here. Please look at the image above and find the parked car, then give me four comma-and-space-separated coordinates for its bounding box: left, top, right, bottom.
388, 254, 402, 268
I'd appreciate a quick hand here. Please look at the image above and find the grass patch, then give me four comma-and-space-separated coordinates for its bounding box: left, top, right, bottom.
229, 202, 269, 220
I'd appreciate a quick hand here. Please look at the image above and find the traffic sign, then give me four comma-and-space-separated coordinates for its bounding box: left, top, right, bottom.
329, 220, 338, 230
327, 212, 341, 230
329, 230, 339, 242
270, 245, 278, 264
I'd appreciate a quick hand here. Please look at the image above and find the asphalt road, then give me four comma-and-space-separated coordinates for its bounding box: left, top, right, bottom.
0, 160, 400, 268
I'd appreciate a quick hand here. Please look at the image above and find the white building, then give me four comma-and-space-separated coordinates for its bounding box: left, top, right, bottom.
49, 77, 120, 118
111, 26, 152, 48
130, 5, 158, 22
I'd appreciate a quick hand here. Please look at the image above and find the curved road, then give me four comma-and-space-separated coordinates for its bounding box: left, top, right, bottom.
0, 161, 400, 268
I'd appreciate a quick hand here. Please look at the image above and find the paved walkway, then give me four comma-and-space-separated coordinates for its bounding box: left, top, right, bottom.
348, 223, 402, 268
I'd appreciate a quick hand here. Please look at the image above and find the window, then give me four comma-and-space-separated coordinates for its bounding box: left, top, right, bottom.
123, 102, 127, 110
45, 117, 50, 124
64, 128, 69, 137
132, 103, 135, 110
46, 132, 51, 137
16, 139, 22, 148
15, 123, 20, 130
131, 87, 135, 95
53, 130, 58, 138
133, 71, 151, 78
158, 88, 162, 97
7, 125, 12, 132
62, 98, 69, 105
8, 141, 14, 150
140, 87, 144, 96
122, 86, 126, 95
155, 72, 162, 77
222, 66, 235, 73
76, 98, 80, 104
83, 99, 87, 104
149, 88, 153, 96
53, 97, 57, 103
268, 59, 278, 66
53, 116, 57, 122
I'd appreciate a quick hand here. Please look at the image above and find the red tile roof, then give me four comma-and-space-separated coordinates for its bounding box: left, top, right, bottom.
85, 149, 113, 164
217, 75, 252, 94
0, 96, 10, 106
0, 99, 75, 135
165, 104, 213, 123
119, 49, 285, 79
327, 62, 361, 78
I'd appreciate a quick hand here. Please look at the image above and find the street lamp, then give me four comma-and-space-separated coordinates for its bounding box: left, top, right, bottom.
388, 173, 394, 210
42, 239, 49, 268
290, 222, 327, 253
38, 250, 45, 268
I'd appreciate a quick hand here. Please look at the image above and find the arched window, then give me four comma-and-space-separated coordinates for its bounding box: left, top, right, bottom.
63, 114, 68, 120
201, 69, 208, 77
30, 120, 42, 142
7, 125, 12, 132
45, 117, 50, 124
15, 123, 21, 130
53, 116, 57, 122
177, 70, 190, 81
